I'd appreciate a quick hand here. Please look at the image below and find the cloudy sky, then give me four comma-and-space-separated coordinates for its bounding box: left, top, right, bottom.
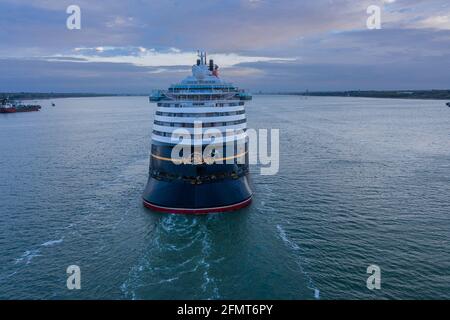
0, 0, 449, 93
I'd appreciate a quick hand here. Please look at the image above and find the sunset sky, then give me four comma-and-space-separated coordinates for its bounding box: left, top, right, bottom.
1, 0, 449, 93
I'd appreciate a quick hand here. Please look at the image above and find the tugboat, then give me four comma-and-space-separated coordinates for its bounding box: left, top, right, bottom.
0, 98, 16, 113
143, 52, 253, 214
0, 98, 41, 113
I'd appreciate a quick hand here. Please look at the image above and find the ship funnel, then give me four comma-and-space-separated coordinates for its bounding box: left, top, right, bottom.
197, 51, 207, 65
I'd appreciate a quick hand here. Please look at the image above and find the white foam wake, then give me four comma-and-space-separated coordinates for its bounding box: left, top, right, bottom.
276, 224, 320, 299
41, 238, 64, 247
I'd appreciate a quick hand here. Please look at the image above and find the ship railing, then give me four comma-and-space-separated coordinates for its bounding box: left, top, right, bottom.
163, 90, 236, 95
168, 85, 237, 92
163, 93, 238, 102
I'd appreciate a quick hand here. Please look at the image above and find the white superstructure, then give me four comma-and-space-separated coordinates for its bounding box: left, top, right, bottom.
149, 52, 251, 146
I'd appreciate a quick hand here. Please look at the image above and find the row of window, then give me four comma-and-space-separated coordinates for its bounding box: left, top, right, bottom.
168, 87, 237, 92
150, 167, 249, 184
154, 119, 246, 128
152, 129, 246, 138
155, 110, 245, 117
157, 102, 244, 107
162, 96, 241, 102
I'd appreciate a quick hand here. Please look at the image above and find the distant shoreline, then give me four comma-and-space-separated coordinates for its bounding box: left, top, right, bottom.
256, 90, 450, 100
2, 90, 450, 101
0, 93, 147, 101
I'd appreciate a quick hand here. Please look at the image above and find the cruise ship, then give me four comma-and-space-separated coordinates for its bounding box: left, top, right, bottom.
142, 52, 253, 214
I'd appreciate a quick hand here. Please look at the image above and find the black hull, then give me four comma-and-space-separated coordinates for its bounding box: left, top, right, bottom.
143, 175, 252, 213
142, 142, 252, 214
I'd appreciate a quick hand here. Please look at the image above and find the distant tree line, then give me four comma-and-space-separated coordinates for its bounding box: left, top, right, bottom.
268, 90, 450, 100
0, 92, 143, 100
3, 91, 450, 101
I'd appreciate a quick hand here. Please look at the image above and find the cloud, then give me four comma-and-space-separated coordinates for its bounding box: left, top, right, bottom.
1, 0, 450, 92
45, 47, 296, 68
105, 16, 138, 28
416, 15, 450, 30
2, 0, 450, 54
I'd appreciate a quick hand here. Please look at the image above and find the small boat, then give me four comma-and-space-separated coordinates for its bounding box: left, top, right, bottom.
446, 102, 450, 107
0, 98, 16, 113
0, 98, 41, 113
0, 103, 16, 113
52, 102, 56, 107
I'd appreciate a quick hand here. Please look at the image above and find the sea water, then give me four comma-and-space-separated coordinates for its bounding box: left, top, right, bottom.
0, 95, 449, 299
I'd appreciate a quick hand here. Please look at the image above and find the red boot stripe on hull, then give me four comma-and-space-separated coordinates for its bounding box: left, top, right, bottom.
143, 197, 252, 214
